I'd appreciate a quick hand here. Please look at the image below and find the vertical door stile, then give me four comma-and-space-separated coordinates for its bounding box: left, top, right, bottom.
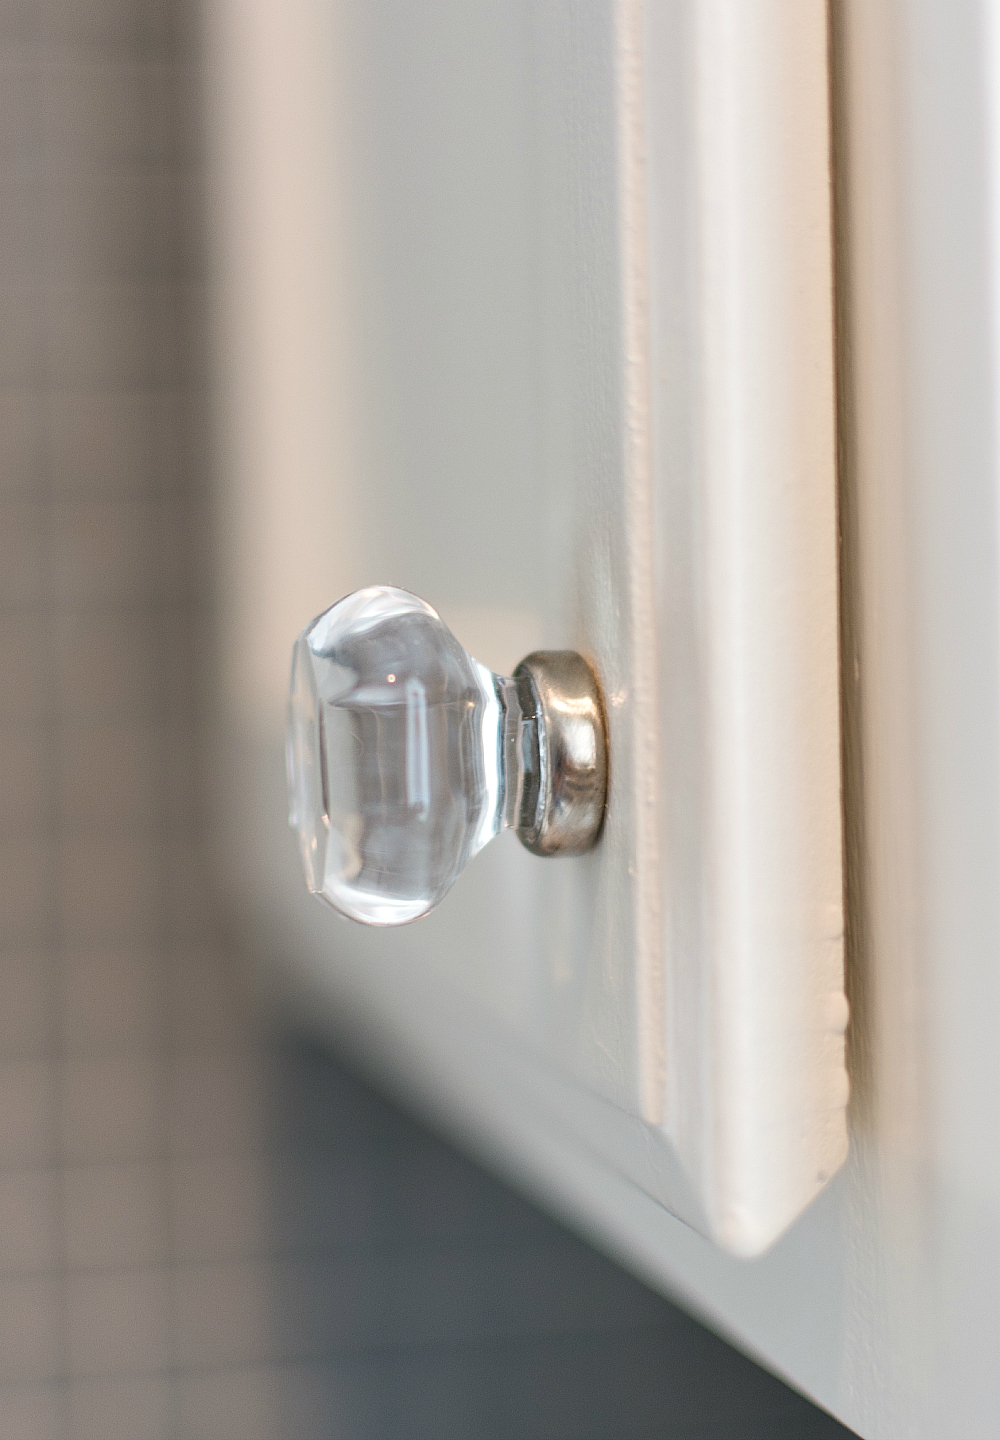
616, 0, 666, 1127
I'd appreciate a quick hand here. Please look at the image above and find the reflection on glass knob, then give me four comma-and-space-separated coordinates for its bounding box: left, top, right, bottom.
286, 586, 607, 926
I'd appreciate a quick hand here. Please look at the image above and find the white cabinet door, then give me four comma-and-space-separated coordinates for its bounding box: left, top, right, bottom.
205, 0, 845, 1253
204, 2, 1000, 1435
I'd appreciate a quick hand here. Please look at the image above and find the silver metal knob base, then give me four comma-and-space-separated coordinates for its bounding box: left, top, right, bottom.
514, 651, 608, 857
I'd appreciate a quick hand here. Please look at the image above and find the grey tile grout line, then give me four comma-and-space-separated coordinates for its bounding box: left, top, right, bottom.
158, 35, 209, 1436
0, 1227, 611, 1283
0, 1313, 707, 1397
149, 126, 183, 1436
160, 213, 185, 1440
34, 32, 71, 1434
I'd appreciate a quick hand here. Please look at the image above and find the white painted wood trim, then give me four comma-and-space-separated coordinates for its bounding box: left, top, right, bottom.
646, 0, 847, 1252
616, 0, 666, 1126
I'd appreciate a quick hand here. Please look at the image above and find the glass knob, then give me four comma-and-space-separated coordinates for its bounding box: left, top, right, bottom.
286, 586, 607, 926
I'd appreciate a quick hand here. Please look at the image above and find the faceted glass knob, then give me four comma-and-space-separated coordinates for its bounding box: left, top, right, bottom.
287, 586, 607, 926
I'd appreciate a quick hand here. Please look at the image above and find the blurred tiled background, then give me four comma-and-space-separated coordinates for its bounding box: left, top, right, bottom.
0, 2, 856, 1436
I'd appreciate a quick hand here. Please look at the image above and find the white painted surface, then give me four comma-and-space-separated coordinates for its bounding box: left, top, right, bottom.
199, 0, 1000, 1432
205, 0, 846, 1261
647, 0, 846, 1254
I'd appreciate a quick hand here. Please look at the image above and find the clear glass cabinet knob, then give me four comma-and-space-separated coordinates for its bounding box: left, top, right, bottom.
287, 586, 607, 926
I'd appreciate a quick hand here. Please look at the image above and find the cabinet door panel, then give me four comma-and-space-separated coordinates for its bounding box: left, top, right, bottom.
206, 0, 844, 1261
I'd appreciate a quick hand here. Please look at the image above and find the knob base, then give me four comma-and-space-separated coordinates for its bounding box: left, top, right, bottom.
514, 651, 608, 856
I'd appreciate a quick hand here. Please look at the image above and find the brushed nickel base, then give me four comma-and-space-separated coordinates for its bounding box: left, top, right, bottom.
513, 650, 608, 857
